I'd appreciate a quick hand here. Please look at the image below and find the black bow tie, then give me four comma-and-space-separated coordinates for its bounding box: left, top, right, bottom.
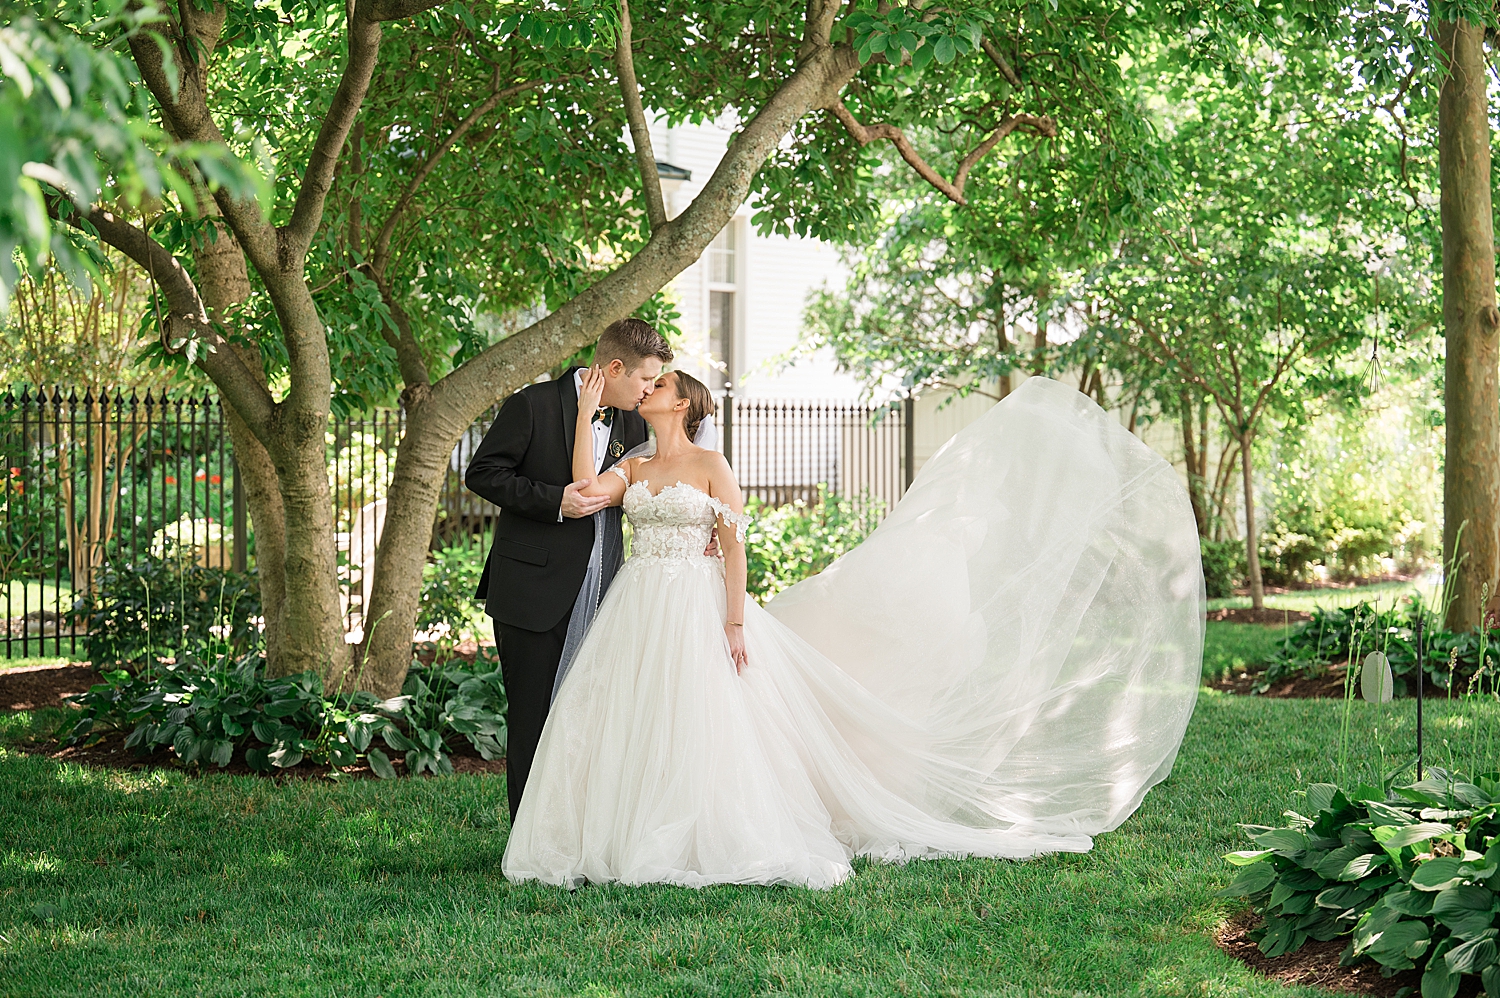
591, 407, 614, 427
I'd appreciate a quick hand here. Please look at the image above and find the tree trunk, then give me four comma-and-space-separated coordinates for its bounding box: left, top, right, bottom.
262, 394, 346, 683
1180, 390, 1208, 536
1240, 432, 1265, 610
192, 218, 289, 667
1437, 15, 1500, 631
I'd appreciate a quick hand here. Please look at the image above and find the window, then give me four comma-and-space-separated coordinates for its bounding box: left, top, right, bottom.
706, 224, 738, 389
709, 291, 735, 389
708, 224, 736, 284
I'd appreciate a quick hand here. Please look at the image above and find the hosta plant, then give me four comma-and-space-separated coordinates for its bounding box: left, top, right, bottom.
1221, 770, 1500, 997
64, 653, 506, 778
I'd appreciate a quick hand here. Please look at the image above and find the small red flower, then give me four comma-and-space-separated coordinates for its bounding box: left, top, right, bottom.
210, 474, 221, 484
8, 467, 18, 477
165, 476, 177, 485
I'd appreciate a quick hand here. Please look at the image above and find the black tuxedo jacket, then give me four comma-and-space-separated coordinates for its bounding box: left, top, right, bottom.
465, 368, 648, 631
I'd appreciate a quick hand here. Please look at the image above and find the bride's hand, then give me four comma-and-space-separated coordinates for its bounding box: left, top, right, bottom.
578, 365, 606, 419
725, 622, 747, 674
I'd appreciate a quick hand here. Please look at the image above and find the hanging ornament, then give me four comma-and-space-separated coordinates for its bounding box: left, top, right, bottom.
1361, 651, 1394, 704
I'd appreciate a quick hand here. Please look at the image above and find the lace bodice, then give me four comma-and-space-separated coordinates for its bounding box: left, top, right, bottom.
621, 479, 750, 562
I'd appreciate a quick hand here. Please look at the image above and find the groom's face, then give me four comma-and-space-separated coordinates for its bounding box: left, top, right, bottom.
601, 356, 664, 410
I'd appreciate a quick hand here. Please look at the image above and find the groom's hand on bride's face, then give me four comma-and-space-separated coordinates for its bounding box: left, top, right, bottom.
561, 480, 611, 518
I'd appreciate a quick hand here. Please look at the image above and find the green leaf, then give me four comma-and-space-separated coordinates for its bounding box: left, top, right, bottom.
934, 34, 956, 64
1366, 801, 1418, 826
1412, 858, 1467, 892
367, 748, 397, 780
1482, 964, 1500, 997
1257, 914, 1307, 958
1306, 783, 1344, 814
1422, 944, 1461, 998
1363, 919, 1430, 970
267, 744, 303, 769
1226, 849, 1274, 866
1384, 885, 1437, 917
1315, 884, 1373, 911
1444, 931, 1497, 974
1220, 861, 1277, 897
1432, 890, 1499, 941
263, 698, 305, 718
209, 739, 233, 768
1251, 828, 1310, 857
1377, 823, 1455, 850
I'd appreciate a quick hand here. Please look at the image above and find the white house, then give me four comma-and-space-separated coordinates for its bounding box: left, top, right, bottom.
650, 117, 861, 402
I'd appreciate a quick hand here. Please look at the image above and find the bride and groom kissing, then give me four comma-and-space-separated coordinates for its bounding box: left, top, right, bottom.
466, 317, 1208, 890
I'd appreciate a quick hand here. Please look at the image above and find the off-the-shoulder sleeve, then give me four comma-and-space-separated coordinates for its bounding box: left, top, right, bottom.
705, 495, 751, 543
607, 465, 630, 485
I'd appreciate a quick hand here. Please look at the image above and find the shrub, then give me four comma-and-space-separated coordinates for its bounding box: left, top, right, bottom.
744, 486, 884, 603
78, 554, 261, 669
64, 653, 507, 778
1220, 771, 1500, 996
1201, 539, 1246, 599
415, 539, 488, 642
1258, 398, 1438, 585
1256, 599, 1500, 696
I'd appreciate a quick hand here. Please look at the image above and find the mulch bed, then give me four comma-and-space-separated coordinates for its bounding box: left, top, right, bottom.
1209, 663, 1351, 699
0, 661, 101, 712
1216, 911, 1483, 996
1208, 607, 1313, 625
0, 661, 505, 780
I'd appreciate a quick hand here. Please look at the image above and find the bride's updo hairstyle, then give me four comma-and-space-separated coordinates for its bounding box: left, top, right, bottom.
671, 370, 716, 442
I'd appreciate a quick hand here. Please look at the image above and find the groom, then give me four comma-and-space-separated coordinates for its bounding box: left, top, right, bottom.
466, 318, 672, 820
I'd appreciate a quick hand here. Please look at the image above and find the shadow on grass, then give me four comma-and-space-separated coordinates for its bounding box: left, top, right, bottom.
4, 695, 1491, 997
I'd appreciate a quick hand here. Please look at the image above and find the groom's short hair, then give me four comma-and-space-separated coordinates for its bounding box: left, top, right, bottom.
598, 318, 673, 371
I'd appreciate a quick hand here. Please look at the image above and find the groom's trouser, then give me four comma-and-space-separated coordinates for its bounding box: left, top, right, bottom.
495, 611, 572, 823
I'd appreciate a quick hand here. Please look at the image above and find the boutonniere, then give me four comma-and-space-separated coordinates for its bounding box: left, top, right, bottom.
610, 440, 625, 458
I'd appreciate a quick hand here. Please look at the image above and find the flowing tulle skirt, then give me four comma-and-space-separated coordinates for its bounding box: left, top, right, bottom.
501, 377, 1205, 888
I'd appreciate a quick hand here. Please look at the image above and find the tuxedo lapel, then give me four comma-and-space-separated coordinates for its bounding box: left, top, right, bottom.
559, 367, 580, 467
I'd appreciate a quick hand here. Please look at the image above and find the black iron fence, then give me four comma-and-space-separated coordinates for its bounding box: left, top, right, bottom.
2, 386, 911, 658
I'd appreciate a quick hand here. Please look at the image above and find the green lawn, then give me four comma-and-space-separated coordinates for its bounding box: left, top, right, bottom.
1201, 623, 1294, 681
3, 694, 1493, 997
1208, 577, 1434, 614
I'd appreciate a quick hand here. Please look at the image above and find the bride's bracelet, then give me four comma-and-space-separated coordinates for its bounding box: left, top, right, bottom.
726, 620, 743, 627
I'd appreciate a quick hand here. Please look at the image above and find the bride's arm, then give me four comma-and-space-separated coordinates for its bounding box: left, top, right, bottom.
571, 367, 629, 505
706, 454, 750, 673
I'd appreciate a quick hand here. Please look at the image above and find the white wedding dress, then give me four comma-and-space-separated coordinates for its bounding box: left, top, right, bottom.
502, 377, 1205, 889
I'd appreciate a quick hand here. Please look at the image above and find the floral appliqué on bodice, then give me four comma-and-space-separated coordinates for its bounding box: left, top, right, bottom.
612, 471, 750, 563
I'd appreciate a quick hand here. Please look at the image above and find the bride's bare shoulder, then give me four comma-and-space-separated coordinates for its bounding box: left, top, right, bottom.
689, 447, 732, 475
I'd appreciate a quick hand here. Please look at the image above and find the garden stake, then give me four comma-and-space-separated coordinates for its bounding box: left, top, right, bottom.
1415, 612, 1424, 782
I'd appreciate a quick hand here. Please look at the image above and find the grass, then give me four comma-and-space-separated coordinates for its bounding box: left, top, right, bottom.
1201, 623, 1294, 682
3, 694, 1495, 998
0, 657, 69, 670
0, 580, 73, 616
1207, 577, 1433, 615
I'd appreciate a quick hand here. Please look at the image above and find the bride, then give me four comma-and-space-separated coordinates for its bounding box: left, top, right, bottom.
501, 368, 1205, 889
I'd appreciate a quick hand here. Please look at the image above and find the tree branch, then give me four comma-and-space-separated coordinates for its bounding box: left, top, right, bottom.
615, 0, 667, 233
801, 0, 843, 58
365, 0, 448, 20
44, 195, 276, 440
283, 0, 387, 261
126, 14, 279, 278
980, 37, 1023, 88
828, 100, 1055, 205
368, 78, 545, 275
